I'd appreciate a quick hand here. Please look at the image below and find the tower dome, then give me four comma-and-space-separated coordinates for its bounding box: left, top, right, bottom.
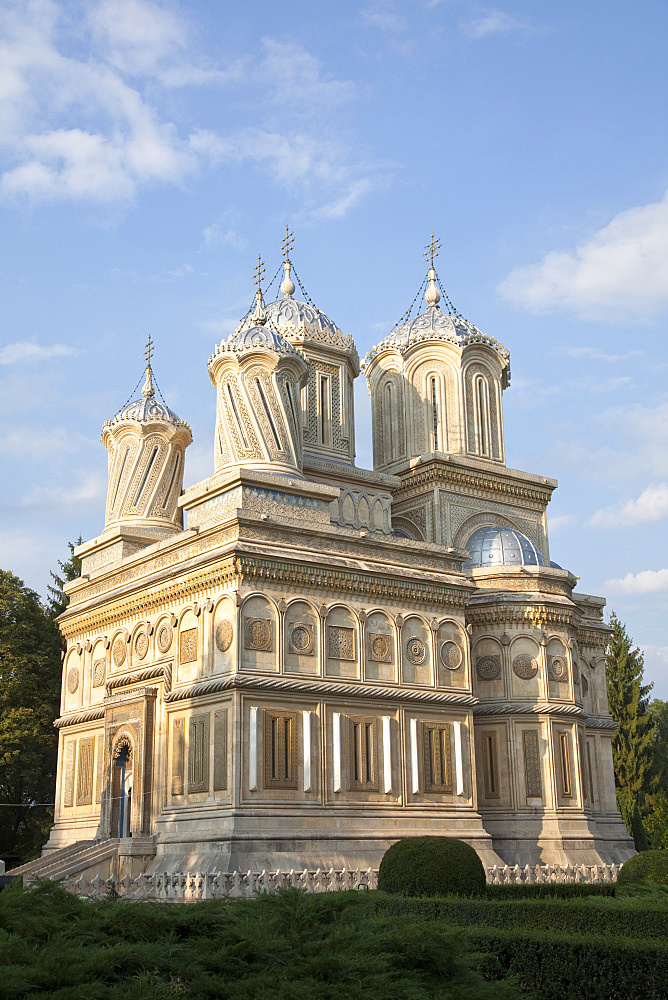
462, 526, 545, 570
208, 264, 309, 478
101, 342, 192, 534
363, 235, 511, 472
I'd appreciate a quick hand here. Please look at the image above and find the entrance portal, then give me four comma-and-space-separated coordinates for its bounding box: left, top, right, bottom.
112, 743, 133, 838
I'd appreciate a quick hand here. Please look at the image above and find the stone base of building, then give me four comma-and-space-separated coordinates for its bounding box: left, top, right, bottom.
481, 812, 635, 865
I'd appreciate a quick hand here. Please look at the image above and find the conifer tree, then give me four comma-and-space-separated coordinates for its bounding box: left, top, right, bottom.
46, 537, 82, 620
606, 613, 655, 850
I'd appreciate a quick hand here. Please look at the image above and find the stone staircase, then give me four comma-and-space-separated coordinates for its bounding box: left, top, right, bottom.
9, 837, 156, 884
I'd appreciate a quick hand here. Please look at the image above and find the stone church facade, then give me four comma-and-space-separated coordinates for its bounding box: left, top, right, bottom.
45, 243, 633, 874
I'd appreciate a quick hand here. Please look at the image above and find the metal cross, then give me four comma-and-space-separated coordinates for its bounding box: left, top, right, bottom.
144, 334, 154, 366
424, 232, 441, 268
253, 254, 266, 292
281, 226, 295, 262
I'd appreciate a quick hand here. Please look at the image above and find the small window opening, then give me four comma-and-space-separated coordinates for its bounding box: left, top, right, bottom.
227, 383, 250, 449
255, 378, 282, 450
133, 446, 158, 507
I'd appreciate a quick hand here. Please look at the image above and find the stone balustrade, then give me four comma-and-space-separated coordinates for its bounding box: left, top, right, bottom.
54, 862, 621, 902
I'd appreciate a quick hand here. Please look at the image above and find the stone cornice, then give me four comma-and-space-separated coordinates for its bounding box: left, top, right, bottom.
59, 550, 473, 639
473, 701, 586, 719
465, 604, 579, 629
395, 459, 556, 508
584, 715, 617, 732
106, 663, 170, 696
54, 707, 105, 729
576, 625, 610, 649
165, 672, 478, 708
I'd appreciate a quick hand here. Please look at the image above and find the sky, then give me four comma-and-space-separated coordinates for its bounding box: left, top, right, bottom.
1, 0, 667, 696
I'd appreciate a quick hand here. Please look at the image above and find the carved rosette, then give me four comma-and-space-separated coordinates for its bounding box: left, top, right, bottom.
439, 640, 462, 670
368, 632, 392, 663
406, 637, 426, 665
548, 656, 567, 681
92, 658, 106, 687
245, 618, 274, 652
157, 623, 173, 654
67, 666, 79, 694
134, 631, 149, 660
476, 655, 501, 681
112, 637, 126, 667
288, 622, 314, 655
513, 654, 538, 680
215, 619, 234, 652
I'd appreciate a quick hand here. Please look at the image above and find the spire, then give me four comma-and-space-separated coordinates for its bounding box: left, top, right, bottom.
142, 334, 155, 398
252, 254, 267, 325
424, 232, 441, 308
280, 226, 295, 298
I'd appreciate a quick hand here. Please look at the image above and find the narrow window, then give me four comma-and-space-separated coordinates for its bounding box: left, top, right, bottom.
285, 379, 298, 430
348, 717, 378, 790
474, 374, 492, 457
188, 714, 210, 793
111, 446, 130, 510
263, 710, 298, 789
133, 446, 158, 507
162, 453, 180, 508
423, 723, 452, 793
385, 382, 394, 461
227, 383, 250, 449
483, 732, 499, 798
319, 374, 332, 446
431, 377, 439, 451
586, 743, 595, 805
559, 732, 572, 797
255, 378, 282, 450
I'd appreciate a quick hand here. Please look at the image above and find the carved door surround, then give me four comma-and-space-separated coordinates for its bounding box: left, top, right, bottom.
97, 687, 157, 840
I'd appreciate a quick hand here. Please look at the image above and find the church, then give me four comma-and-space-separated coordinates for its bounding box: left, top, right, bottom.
40, 233, 634, 877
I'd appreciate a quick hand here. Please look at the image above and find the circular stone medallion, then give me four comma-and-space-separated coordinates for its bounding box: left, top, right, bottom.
406, 637, 426, 665
112, 637, 126, 667
439, 640, 462, 670
476, 655, 501, 681
215, 619, 234, 652
371, 633, 392, 662
512, 653, 538, 680
67, 665, 79, 694
290, 623, 313, 654
134, 631, 149, 660
92, 658, 106, 687
549, 656, 567, 681
157, 624, 173, 654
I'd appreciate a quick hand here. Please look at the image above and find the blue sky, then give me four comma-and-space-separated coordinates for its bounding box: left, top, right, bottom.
1, 0, 667, 695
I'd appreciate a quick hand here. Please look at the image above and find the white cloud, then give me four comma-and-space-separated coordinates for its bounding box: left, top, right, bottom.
0, 341, 78, 364
86, 0, 185, 77
21, 469, 106, 507
0, 425, 92, 460
361, 1, 414, 55
563, 346, 644, 363
605, 568, 668, 595
499, 190, 668, 321
462, 9, 532, 39
590, 483, 668, 528
548, 513, 574, 535
258, 38, 355, 111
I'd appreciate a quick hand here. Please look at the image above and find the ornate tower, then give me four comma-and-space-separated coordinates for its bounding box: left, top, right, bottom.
363, 235, 510, 474
208, 257, 310, 478
101, 340, 192, 537
260, 230, 360, 469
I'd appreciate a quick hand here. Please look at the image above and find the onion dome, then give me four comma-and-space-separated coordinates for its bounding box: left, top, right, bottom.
105, 363, 189, 429
463, 526, 545, 570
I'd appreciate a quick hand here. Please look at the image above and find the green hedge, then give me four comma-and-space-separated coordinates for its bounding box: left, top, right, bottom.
485, 882, 616, 899
378, 836, 486, 897
617, 850, 668, 888
464, 925, 668, 1000
365, 893, 668, 940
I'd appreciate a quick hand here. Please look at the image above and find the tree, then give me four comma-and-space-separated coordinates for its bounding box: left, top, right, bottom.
0, 570, 63, 861
644, 699, 668, 849
606, 613, 655, 851
46, 537, 82, 620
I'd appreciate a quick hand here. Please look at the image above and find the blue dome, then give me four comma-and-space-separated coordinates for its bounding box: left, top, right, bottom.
463, 526, 544, 570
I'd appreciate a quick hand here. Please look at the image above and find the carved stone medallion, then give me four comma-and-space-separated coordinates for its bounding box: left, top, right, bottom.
215, 619, 234, 652
369, 632, 392, 663
157, 623, 173, 654
245, 617, 274, 652
513, 653, 538, 680
92, 658, 106, 687
548, 656, 567, 681
112, 637, 126, 667
179, 628, 198, 664
476, 655, 501, 681
406, 637, 426, 665
67, 665, 79, 694
439, 640, 462, 670
288, 622, 314, 655
134, 631, 149, 660
328, 624, 355, 660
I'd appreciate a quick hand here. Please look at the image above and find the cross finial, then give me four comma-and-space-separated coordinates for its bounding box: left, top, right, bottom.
144, 334, 154, 366
424, 232, 441, 269
142, 335, 156, 398
253, 253, 266, 292
281, 226, 294, 262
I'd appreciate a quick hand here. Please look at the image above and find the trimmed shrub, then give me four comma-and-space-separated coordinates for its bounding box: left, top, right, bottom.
378, 836, 486, 897
485, 882, 616, 899
617, 849, 668, 888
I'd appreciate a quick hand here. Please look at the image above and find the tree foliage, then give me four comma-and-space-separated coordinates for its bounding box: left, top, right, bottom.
0, 570, 63, 861
606, 613, 656, 851
46, 536, 82, 620
644, 699, 668, 849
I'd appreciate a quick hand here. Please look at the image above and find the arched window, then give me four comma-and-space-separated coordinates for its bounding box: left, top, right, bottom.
430, 376, 439, 451
473, 374, 492, 457
384, 382, 394, 462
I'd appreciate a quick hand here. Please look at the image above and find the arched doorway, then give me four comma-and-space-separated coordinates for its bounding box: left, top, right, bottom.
111, 739, 133, 839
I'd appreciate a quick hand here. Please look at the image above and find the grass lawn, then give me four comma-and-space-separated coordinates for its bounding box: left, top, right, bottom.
1, 879, 666, 999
